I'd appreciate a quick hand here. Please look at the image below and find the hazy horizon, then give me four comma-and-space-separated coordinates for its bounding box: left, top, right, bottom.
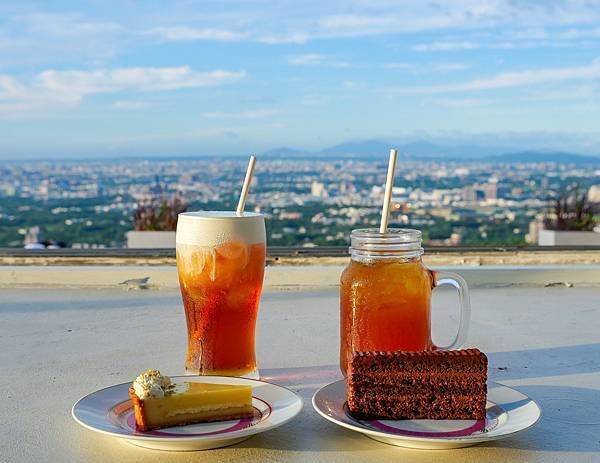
1, 1, 600, 159
3, 133, 600, 162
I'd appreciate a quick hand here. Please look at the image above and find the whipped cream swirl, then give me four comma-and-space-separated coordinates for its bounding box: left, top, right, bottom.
132, 369, 172, 400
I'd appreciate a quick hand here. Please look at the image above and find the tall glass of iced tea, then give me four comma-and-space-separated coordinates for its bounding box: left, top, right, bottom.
176, 212, 266, 378
340, 228, 470, 376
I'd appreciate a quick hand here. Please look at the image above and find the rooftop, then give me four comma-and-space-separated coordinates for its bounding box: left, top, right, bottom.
2, 253, 600, 462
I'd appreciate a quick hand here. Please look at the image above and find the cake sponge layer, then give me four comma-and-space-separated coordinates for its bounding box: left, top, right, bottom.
347, 349, 488, 420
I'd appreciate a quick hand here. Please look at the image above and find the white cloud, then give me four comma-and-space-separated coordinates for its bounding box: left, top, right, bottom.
413, 41, 479, 52
300, 94, 327, 106
318, 14, 398, 31
400, 59, 600, 94
113, 100, 149, 109
257, 33, 309, 44
383, 62, 414, 69
383, 62, 469, 72
193, 122, 285, 137
288, 54, 326, 65
3, 2, 600, 70
413, 39, 583, 51
414, 25, 600, 52
341, 80, 363, 89
174, 3, 600, 47
287, 53, 349, 67
0, 75, 26, 100
240, 3, 600, 44
524, 83, 600, 102
20, 12, 123, 37
1, 11, 124, 66
202, 108, 277, 119
432, 98, 494, 108
512, 25, 600, 41
147, 26, 246, 42
0, 66, 245, 114
431, 63, 470, 71
35, 67, 244, 102
314, 10, 473, 37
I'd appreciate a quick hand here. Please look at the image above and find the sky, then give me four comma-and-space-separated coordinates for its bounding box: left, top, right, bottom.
0, 0, 600, 159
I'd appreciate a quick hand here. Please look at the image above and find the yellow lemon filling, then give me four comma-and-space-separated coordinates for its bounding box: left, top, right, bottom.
140, 381, 254, 427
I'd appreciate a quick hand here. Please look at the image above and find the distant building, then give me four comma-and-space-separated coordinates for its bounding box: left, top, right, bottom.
526, 220, 541, 244
311, 181, 328, 198
23, 226, 41, 247
480, 182, 498, 200
430, 208, 455, 220
588, 185, 600, 203
449, 232, 462, 245
462, 186, 476, 202
279, 211, 302, 220
38, 181, 49, 199
463, 182, 498, 201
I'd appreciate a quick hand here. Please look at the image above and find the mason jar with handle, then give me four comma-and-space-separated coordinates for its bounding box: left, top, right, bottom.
340, 228, 470, 376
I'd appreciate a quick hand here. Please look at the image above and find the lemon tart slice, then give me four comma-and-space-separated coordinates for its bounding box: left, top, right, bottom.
129, 370, 254, 431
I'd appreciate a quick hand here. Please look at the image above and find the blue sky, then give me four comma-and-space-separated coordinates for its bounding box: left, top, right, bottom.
1, 0, 600, 158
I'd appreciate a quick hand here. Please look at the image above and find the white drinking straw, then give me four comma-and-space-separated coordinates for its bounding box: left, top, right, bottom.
236, 155, 257, 215
379, 149, 398, 233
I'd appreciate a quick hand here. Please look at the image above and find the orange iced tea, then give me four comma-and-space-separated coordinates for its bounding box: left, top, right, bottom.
339, 228, 471, 376
177, 241, 266, 376
340, 257, 435, 376
176, 211, 266, 378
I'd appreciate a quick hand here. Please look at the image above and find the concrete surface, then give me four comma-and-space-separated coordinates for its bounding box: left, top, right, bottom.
2, 285, 600, 462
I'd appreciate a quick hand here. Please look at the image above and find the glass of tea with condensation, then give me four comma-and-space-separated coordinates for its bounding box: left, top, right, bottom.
176, 211, 266, 378
340, 228, 471, 376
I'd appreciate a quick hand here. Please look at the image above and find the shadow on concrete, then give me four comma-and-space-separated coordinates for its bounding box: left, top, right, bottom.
479, 385, 600, 453
242, 364, 376, 454
0, 290, 180, 313
488, 343, 600, 381
236, 343, 600, 453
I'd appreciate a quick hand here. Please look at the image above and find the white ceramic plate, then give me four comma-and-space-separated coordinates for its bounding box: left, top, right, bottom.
72, 375, 303, 451
312, 380, 540, 450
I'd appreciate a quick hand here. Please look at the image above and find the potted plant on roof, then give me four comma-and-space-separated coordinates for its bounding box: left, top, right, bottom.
126, 197, 188, 248
538, 185, 600, 246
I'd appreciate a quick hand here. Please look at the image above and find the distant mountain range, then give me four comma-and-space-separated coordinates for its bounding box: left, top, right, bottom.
262, 139, 600, 164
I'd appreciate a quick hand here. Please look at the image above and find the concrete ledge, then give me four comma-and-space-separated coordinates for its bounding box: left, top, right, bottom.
125, 230, 176, 248
1, 265, 599, 289
538, 229, 600, 246
2, 248, 600, 267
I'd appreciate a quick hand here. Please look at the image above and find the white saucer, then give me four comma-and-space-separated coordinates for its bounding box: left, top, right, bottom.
72, 375, 303, 451
312, 380, 540, 450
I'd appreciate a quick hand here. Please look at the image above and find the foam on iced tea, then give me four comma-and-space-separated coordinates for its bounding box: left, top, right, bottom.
340, 257, 435, 376
177, 240, 265, 376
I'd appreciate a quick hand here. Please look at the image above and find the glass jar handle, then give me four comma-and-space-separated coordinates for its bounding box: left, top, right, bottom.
432, 271, 471, 350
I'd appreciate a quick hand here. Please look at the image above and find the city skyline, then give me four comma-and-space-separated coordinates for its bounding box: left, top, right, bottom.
1, 1, 600, 159
1, 155, 598, 248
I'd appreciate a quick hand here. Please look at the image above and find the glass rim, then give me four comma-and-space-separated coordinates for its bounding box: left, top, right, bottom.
350, 227, 423, 258
178, 211, 264, 220
351, 228, 422, 240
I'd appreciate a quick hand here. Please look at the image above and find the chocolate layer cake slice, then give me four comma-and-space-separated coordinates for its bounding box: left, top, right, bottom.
347, 349, 488, 420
